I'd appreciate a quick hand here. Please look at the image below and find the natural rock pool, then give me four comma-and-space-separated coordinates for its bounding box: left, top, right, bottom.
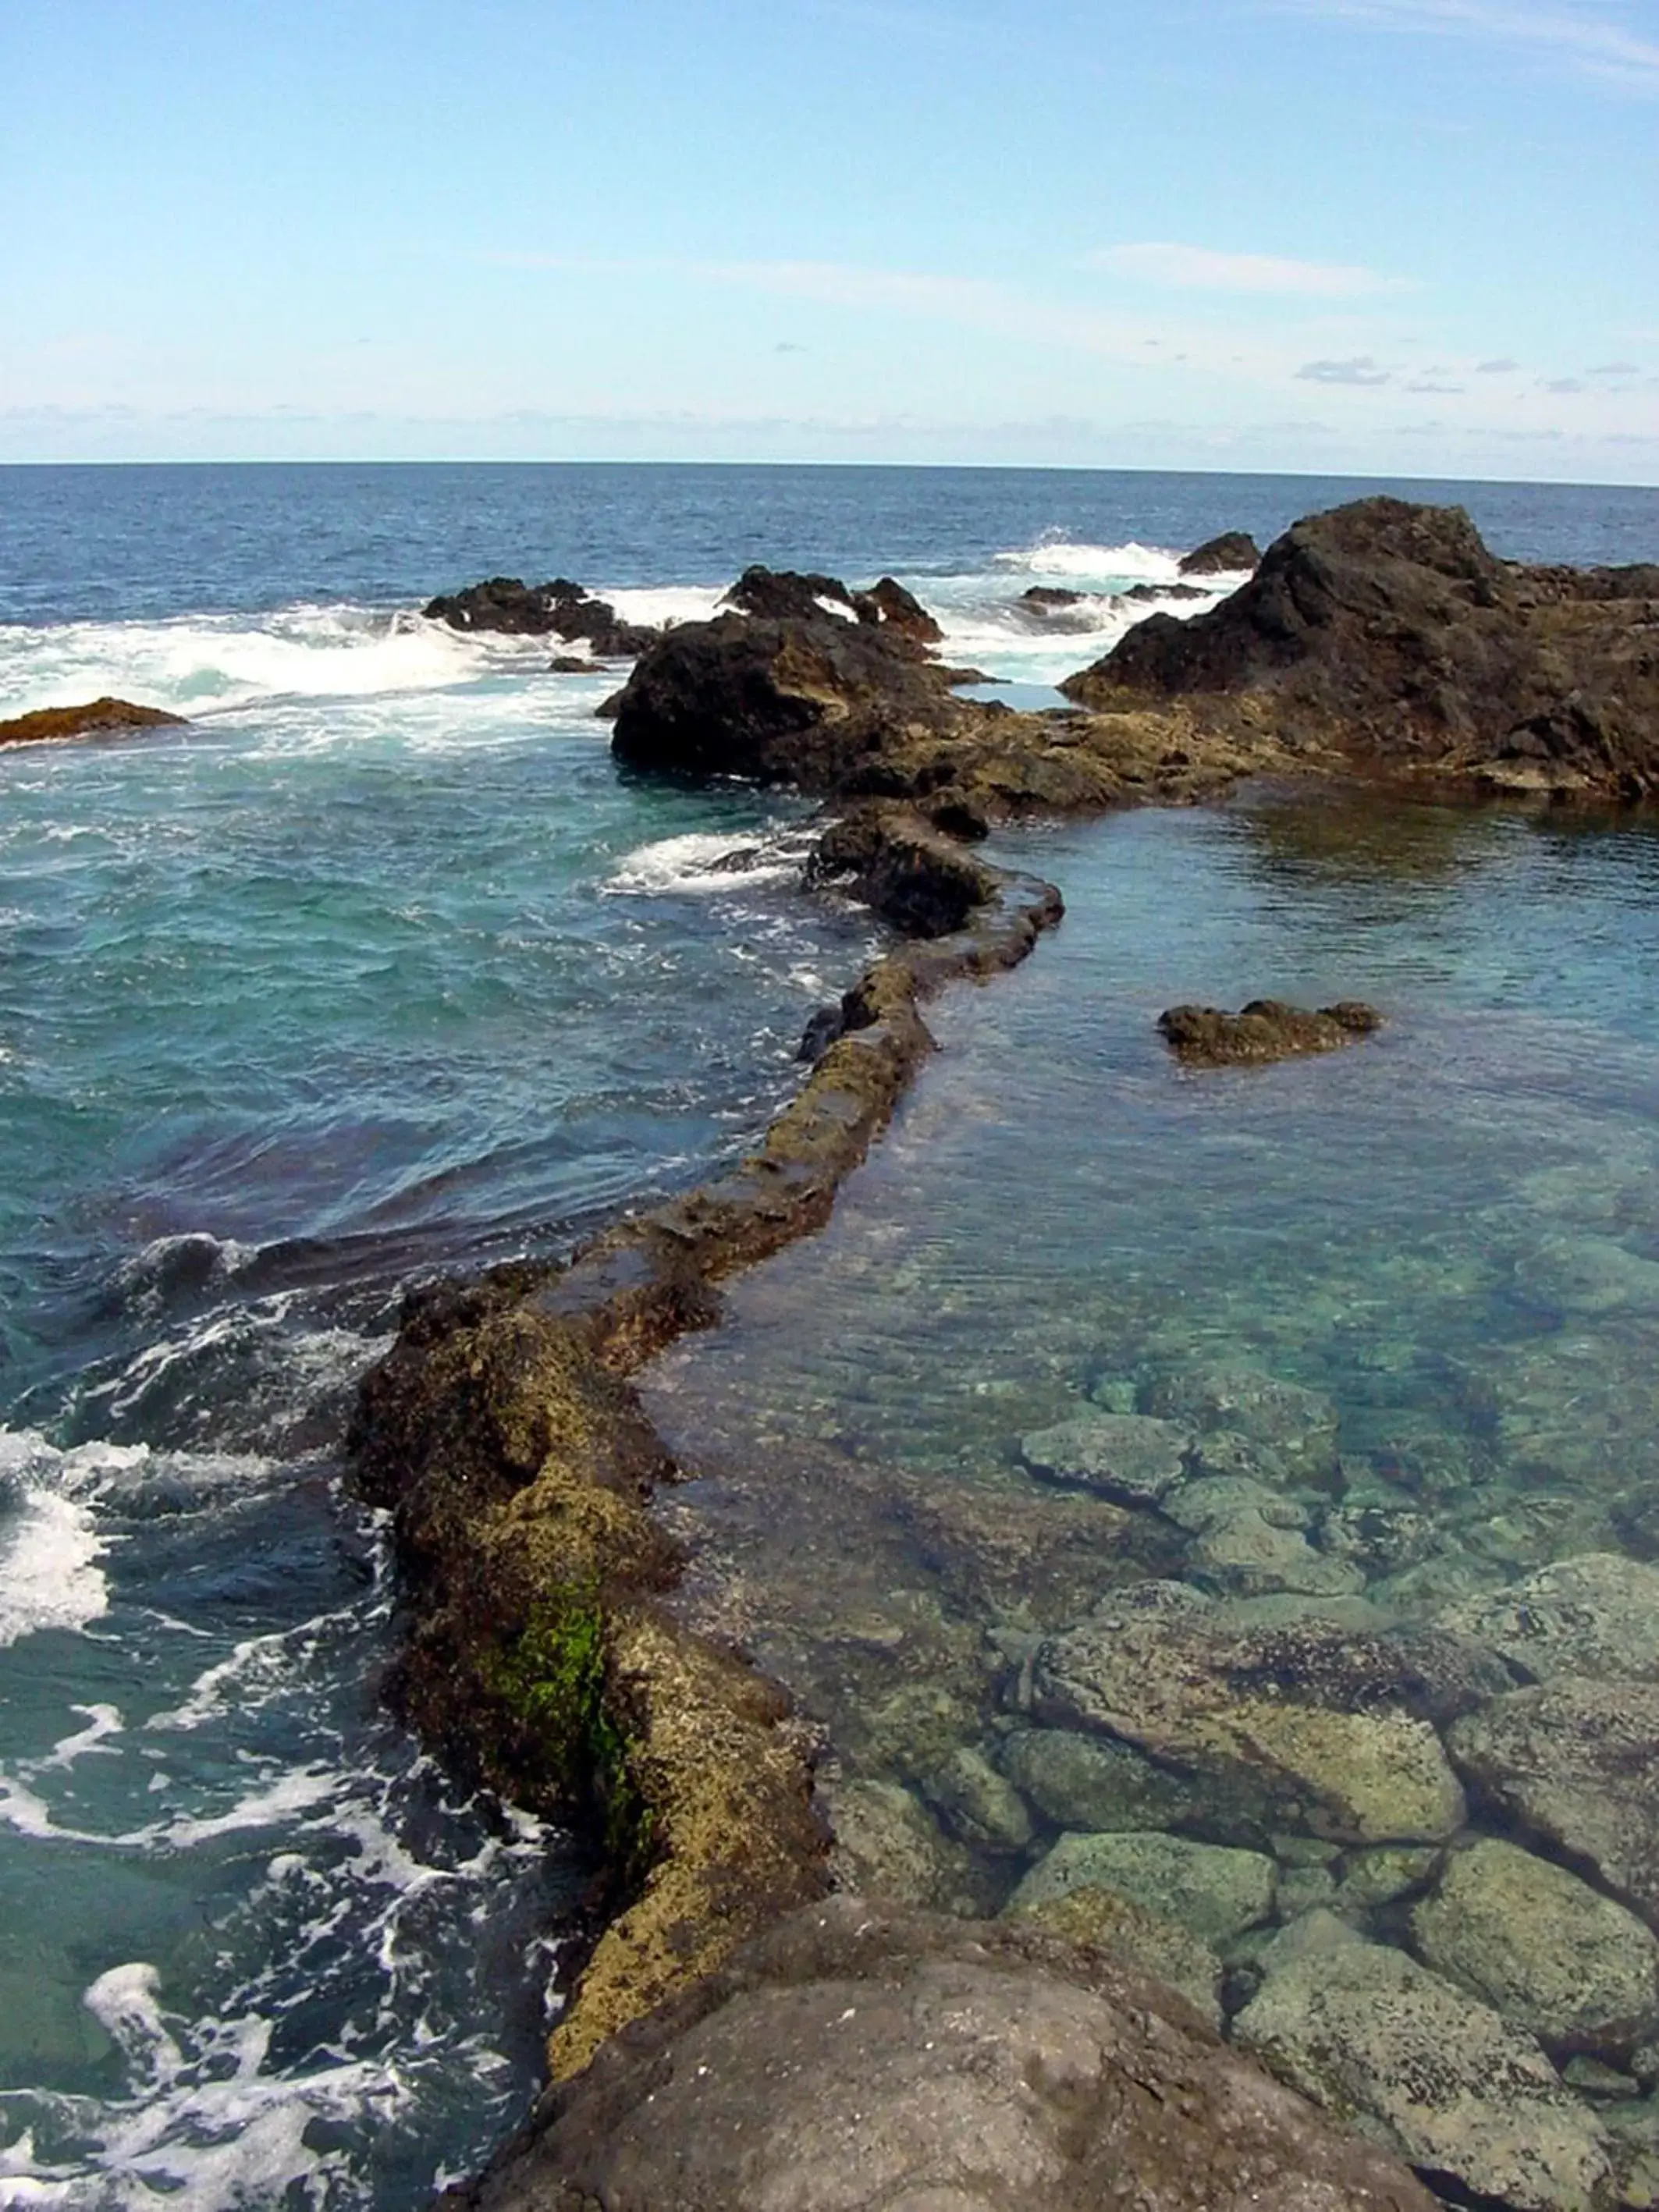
642, 786, 1659, 2212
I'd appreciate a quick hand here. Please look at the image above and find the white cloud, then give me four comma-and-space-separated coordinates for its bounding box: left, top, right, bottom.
1298, 355, 1394, 385
1280, 0, 1659, 91
1090, 242, 1411, 297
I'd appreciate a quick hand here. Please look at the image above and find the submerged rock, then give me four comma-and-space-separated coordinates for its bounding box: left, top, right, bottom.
1032, 1582, 1476, 1845
0, 697, 186, 748
456, 1896, 1437, 2212
1439, 1553, 1659, 1684
1448, 1681, 1659, 1925
1179, 531, 1262, 575
1005, 1883, 1226, 2029
1009, 1829, 1277, 1947
1000, 1726, 1200, 1833
1411, 1838, 1659, 2059
1019, 1410, 1191, 1505
821, 1776, 982, 1914
1159, 998, 1383, 1067
1144, 1362, 1341, 1482
1234, 1918, 1617, 2212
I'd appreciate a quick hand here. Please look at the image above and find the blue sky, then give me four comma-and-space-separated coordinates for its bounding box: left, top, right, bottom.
3, 0, 1656, 479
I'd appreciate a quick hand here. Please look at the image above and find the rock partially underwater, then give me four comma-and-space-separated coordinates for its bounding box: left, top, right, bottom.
1159, 997, 1384, 1067
423, 576, 659, 658
0, 696, 186, 748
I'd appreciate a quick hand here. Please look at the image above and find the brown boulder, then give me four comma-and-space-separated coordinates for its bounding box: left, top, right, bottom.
0, 697, 185, 748
452, 1897, 1438, 2212
1159, 999, 1382, 1066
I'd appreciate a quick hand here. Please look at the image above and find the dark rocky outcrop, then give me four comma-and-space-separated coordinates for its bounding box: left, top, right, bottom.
0, 697, 186, 749
1062, 499, 1659, 800
1021, 585, 1084, 609
449, 1896, 1438, 2212
723, 565, 944, 647
1159, 998, 1383, 1067
424, 577, 659, 658
1180, 531, 1262, 576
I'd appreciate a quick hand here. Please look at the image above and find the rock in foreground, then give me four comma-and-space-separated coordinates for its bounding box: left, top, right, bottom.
0, 697, 186, 748
1159, 998, 1382, 1066
454, 1897, 1437, 2212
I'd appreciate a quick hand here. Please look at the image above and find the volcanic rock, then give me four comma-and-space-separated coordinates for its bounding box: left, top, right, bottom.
423, 576, 659, 656
1159, 998, 1383, 1067
453, 1896, 1439, 2212
0, 697, 186, 748
1179, 531, 1262, 576
1061, 497, 1659, 797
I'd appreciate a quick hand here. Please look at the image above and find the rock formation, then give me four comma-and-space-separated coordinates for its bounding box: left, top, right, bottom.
0, 697, 186, 748
1158, 998, 1384, 1066
423, 577, 659, 657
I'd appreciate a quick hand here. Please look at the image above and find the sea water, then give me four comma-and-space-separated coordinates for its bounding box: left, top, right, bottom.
2, 462, 1656, 2207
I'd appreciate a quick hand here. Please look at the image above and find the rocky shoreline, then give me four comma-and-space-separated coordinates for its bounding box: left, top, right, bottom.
347, 497, 1659, 2210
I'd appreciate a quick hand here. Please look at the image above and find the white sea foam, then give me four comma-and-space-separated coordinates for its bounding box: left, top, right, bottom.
605, 583, 724, 630
0, 602, 525, 724
0, 1431, 128, 1649
604, 829, 810, 897
991, 534, 1185, 584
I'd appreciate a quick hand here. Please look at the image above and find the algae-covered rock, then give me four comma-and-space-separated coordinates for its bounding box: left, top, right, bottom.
1439, 1553, 1659, 1685
1411, 1838, 1659, 2058
1235, 1926, 1617, 2212
1159, 999, 1383, 1069
1033, 1582, 1470, 1844
1019, 1411, 1190, 1505
0, 696, 187, 749
460, 1896, 1439, 2212
1009, 1830, 1277, 1947
922, 1743, 1035, 1852
1448, 1681, 1659, 1925
1338, 1845, 1442, 1912
1000, 1727, 1199, 1834
1006, 1883, 1225, 2029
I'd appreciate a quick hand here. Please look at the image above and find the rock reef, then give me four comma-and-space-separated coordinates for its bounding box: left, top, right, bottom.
424, 577, 659, 658
0, 696, 186, 748
1159, 998, 1384, 1067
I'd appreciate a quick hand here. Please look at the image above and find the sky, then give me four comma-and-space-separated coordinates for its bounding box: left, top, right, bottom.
3, 0, 1657, 480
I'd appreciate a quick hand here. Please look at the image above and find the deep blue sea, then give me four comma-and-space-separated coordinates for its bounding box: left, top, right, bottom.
1, 462, 1657, 2210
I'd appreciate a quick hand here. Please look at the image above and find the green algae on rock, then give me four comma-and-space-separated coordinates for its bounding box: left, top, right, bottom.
1159, 997, 1384, 1067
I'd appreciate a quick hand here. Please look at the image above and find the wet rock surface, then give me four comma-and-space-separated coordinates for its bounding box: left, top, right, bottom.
1062, 496, 1659, 799
1159, 997, 1384, 1067
423, 576, 659, 656
455, 1897, 1438, 2212
0, 696, 187, 747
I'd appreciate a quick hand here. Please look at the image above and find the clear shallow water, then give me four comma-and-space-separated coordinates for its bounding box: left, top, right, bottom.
643, 793, 1659, 1894
2, 463, 1657, 2206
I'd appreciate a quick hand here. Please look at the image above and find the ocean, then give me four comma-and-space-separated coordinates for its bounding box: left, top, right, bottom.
2, 460, 1657, 2209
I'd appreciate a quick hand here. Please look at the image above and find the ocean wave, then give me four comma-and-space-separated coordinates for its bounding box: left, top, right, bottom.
603, 829, 812, 897
0, 603, 528, 722
991, 534, 1184, 584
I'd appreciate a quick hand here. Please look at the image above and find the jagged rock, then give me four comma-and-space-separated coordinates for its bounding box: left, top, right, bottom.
423, 576, 659, 655
1032, 1582, 1478, 1845
1438, 1554, 1659, 1684
1006, 1884, 1226, 2029
1000, 1727, 1201, 1833
806, 803, 1007, 937
1062, 497, 1659, 800
1020, 1411, 1192, 1505
1411, 1838, 1659, 2058
1159, 998, 1383, 1067
721, 565, 943, 646
1448, 1681, 1659, 1924
453, 1897, 1439, 2212
0, 697, 186, 748
1235, 1918, 1618, 2212
1010, 1830, 1277, 1947
1179, 531, 1262, 575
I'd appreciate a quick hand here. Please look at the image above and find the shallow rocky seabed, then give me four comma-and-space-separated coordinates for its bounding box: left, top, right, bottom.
642, 790, 1659, 2212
